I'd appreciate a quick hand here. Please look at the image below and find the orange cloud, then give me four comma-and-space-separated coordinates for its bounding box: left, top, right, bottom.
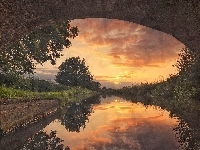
94, 73, 133, 81
84, 114, 179, 150
71, 19, 185, 68
94, 75, 116, 80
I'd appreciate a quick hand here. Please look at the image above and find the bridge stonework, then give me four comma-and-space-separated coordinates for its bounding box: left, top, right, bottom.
0, 0, 199, 52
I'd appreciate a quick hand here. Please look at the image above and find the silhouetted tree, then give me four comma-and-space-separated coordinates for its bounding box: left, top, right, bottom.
89, 81, 101, 91
55, 57, 93, 87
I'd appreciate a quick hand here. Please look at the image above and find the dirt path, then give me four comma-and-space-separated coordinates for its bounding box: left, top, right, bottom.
0, 99, 59, 134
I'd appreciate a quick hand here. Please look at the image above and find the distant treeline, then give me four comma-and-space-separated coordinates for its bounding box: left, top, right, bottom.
0, 73, 101, 92
0, 72, 69, 92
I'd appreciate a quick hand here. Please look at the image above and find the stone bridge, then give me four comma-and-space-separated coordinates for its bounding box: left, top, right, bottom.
0, 0, 199, 52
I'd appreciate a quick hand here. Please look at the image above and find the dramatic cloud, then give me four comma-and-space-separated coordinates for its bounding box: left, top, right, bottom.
35, 18, 185, 87
71, 19, 185, 68
94, 75, 116, 80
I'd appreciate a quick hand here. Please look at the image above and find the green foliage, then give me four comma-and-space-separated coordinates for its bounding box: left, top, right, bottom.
0, 86, 33, 100
172, 47, 200, 101
174, 47, 196, 74
0, 21, 78, 74
0, 72, 31, 90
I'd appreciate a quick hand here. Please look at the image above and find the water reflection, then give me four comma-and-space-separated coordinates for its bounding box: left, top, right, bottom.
44, 96, 180, 149
19, 130, 70, 150
119, 94, 200, 150
59, 95, 101, 132
1, 95, 199, 149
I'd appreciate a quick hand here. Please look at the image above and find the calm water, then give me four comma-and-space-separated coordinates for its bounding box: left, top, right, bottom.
44, 96, 180, 150
1, 95, 182, 150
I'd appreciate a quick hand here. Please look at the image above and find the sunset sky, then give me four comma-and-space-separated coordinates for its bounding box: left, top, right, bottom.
36, 18, 185, 88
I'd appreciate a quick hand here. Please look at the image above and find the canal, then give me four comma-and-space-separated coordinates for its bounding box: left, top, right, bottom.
0, 95, 198, 149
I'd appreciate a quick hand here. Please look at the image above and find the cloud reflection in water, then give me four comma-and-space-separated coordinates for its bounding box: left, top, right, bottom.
44, 97, 180, 150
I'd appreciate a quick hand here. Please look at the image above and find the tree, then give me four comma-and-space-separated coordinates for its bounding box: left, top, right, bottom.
89, 81, 101, 91
0, 72, 31, 90
55, 57, 93, 87
173, 47, 200, 100
0, 21, 78, 74
173, 47, 196, 74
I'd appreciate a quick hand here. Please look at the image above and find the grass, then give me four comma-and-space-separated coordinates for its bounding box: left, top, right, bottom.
0, 86, 97, 104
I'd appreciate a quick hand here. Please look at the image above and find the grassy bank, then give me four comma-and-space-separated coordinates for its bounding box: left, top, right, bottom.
0, 86, 98, 134
0, 86, 96, 104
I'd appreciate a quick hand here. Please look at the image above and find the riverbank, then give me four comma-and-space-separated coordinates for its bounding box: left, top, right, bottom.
0, 94, 101, 150
0, 86, 98, 135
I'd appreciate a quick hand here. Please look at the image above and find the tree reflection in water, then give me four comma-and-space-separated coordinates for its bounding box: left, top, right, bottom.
59, 95, 101, 132
19, 130, 70, 150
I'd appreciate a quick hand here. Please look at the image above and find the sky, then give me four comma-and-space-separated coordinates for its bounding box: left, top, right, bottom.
35, 18, 185, 88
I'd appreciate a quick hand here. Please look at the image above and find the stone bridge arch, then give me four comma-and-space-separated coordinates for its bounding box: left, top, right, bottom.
0, 0, 199, 52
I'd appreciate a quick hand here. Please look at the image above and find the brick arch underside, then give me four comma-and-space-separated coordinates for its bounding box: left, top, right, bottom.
0, 0, 199, 52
